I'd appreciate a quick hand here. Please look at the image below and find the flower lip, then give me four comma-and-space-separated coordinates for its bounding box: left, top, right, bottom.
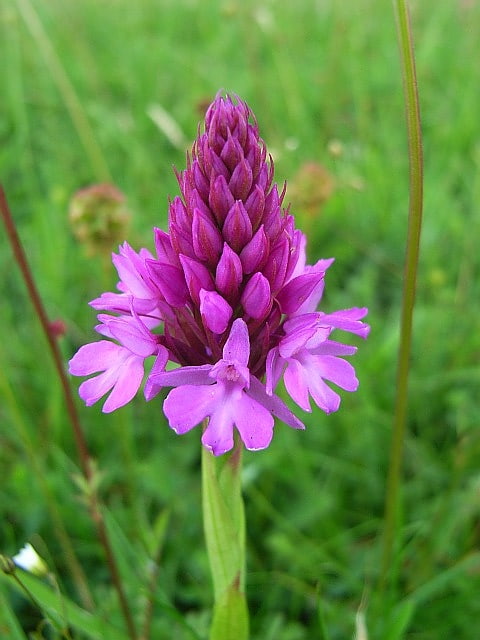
159, 318, 304, 455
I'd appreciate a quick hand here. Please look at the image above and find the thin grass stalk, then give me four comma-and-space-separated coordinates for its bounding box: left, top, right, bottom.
381, 0, 424, 588
14, 0, 112, 182
0, 187, 137, 640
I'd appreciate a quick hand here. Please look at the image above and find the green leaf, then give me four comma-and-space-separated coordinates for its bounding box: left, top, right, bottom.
385, 599, 415, 640
0, 584, 27, 640
408, 552, 480, 607
210, 581, 249, 640
0, 572, 129, 640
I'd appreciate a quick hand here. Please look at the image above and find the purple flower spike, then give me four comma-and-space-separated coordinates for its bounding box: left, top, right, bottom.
69, 93, 369, 454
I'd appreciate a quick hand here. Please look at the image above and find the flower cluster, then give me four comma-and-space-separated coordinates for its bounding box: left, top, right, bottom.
69, 95, 369, 455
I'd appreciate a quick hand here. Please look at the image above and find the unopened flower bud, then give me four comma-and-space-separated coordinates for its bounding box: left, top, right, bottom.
12, 543, 48, 577
241, 272, 271, 319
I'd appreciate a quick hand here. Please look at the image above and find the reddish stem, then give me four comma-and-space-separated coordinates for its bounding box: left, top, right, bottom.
0, 186, 137, 640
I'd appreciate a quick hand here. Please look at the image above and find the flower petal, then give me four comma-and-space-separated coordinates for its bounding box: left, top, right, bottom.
106, 317, 157, 357
284, 358, 312, 412
316, 355, 359, 392
102, 355, 145, 413
146, 260, 188, 307
143, 349, 171, 401
248, 377, 305, 430
318, 308, 370, 338
76, 350, 144, 412
112, 243, 155, 299
201, 399, 235, 455
69, 341, 123, 376
312, 339, 357, 357
235, 393, 274, 451
164, 384, 220, 434
148, 364, 212, 389
308, 375, 341, 414
222, 318, 250, 366
265, 347, 284, 395
276, 272, 325, 315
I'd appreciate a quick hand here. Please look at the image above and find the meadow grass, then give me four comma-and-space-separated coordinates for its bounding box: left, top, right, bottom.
1, 0, 480, 638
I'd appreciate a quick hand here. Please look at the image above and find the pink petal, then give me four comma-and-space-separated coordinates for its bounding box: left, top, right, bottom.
79, 371, 116, 406
235, 394, 274, 451
316, 355, 359, 392
201, 398, 235, 455
285, 229, 307, 281
102, 355, 145, 413
164, 384, 220, 434
283, 359, 312, 412
239, 224, 269, 274
146, 260, 188, 307
215, 242, 243, 299
148, 364, 212, 390
223, 200, 252, 251
248, 377, 305, 430
180, 255, 215, 305
69, 341, 124, 376
89, 292, 159, 316
278, 323, 325, 359
263, 235, 289, 293
319, 308, 370, 338
276, 272, 325, 315
154, 227, 179, 265
107, 318, 157, 357
143, 349, 171, 401
113, 243, 154, 299
76, 351, 144, 412
312, 339, 357, 357
308, 375, 341, 414
293, 259, 335, 314
209, 174, 235, 225
222, 319, 250, 366
265, 348, 284, 395
192, 209, 223, 265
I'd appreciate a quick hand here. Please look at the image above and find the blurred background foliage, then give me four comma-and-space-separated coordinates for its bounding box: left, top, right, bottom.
1, 0, 480, 638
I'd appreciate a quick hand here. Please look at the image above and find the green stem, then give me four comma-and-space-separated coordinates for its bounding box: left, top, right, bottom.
202, 438, 249, 640
381, 0, 424, 588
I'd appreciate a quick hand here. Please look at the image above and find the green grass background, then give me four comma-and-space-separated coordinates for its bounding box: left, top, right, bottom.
1, 0, 480, 638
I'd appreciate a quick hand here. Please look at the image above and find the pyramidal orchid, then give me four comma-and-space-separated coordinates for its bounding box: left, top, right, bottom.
69, 94, 369, 455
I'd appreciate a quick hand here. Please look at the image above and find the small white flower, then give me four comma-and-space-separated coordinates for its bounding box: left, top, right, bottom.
12, 543, 48, 577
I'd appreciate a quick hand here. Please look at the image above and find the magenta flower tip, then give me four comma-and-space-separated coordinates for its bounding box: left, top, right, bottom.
69, 93, 369, 453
